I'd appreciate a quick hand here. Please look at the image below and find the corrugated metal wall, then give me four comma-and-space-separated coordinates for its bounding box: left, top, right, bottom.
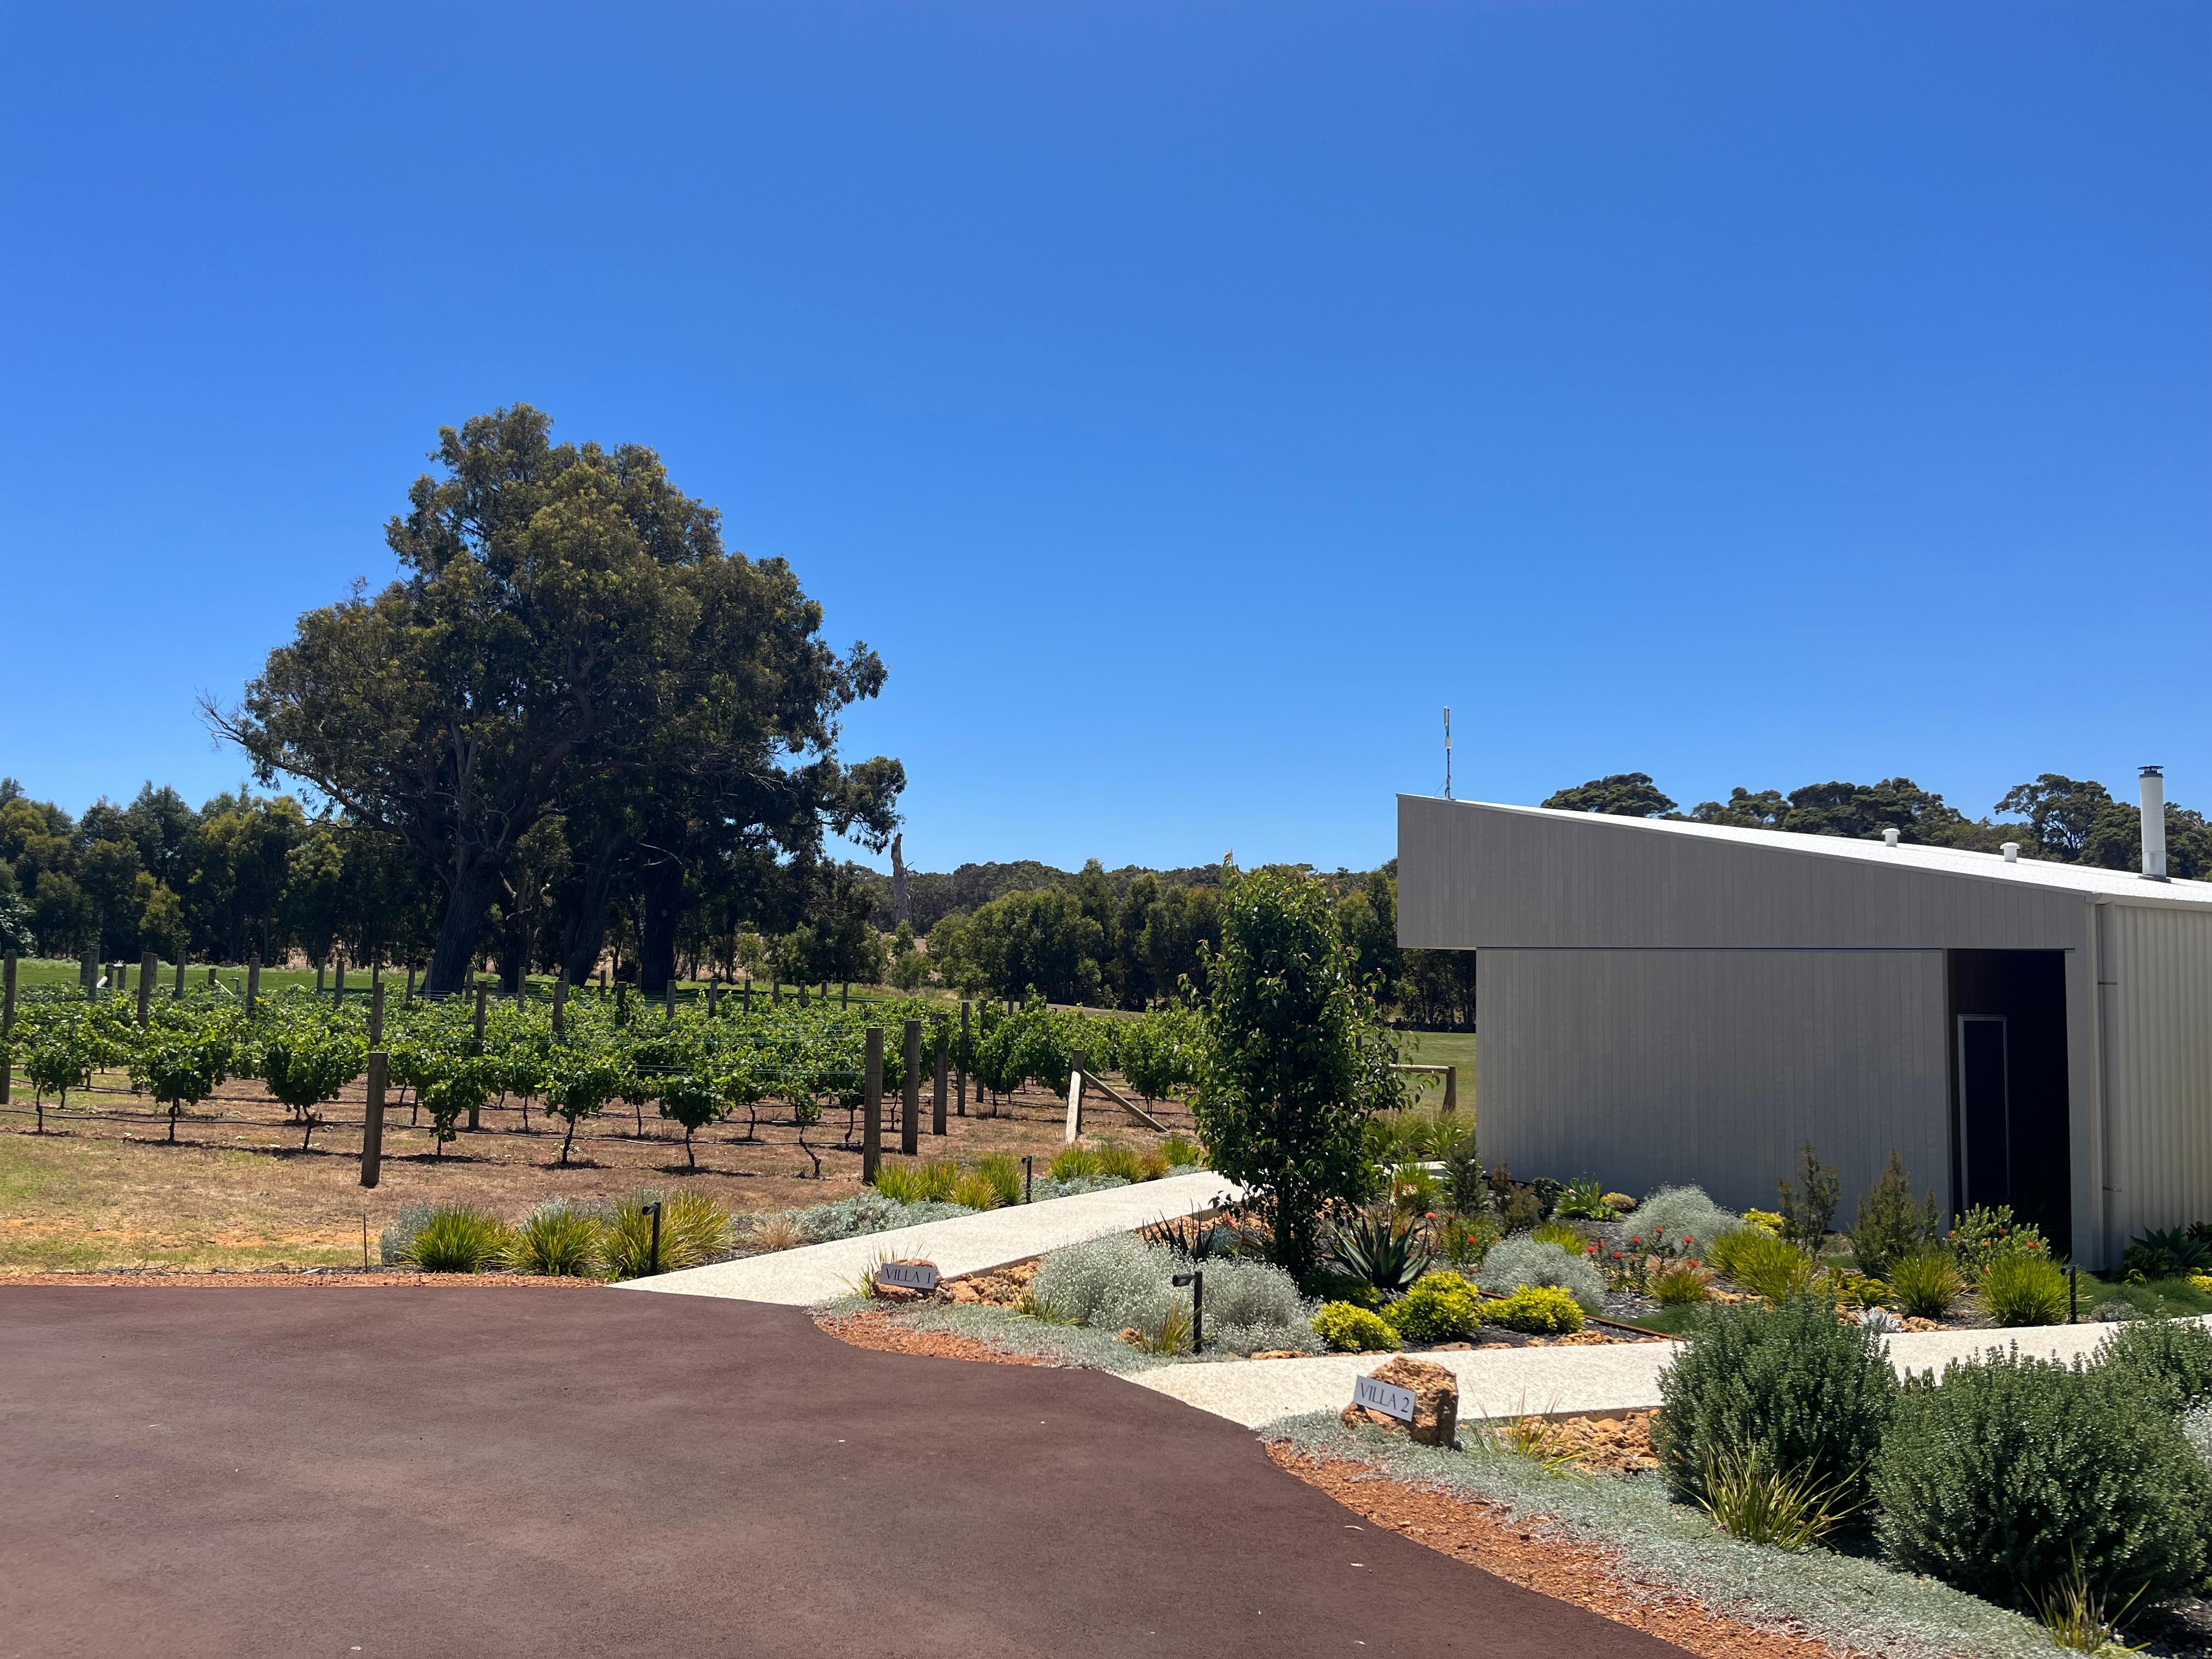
1482, 946, 1950, 1218
2102, 904, 2212, 1248
1399, 794, 2090, 950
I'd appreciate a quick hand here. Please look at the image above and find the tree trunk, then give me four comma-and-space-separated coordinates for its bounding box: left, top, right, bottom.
637, 864, 684, 1000
561, 845, 619, 986
426, 864, 506, 995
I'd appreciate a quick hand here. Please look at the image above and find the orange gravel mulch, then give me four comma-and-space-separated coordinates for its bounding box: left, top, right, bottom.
815, 1307, 1046, 1366
1268, 1446, 1864, 1659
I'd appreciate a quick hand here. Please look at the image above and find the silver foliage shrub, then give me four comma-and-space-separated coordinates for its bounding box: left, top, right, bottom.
2184, 1401, 2212, 1472
1635, 1184, 1743, 1248
379, 1204, 433, 1265
1030, 1234, 1318, 1355
787, 1191, 968, 1242
1477, 1235, 1606, 1312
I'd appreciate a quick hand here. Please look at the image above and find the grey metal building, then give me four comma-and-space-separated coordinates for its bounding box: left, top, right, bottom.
1397, 788, 2212, 1268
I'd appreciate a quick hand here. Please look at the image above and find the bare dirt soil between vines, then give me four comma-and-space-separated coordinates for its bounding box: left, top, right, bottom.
0, 1071, 1191, 1270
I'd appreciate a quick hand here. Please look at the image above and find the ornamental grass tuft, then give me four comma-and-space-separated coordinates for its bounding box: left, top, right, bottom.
1979, 1254, 2069, 1327
505, 1201, 601, 1277
1885, 1248, 1963, 1319
399, 1205, 511, 1273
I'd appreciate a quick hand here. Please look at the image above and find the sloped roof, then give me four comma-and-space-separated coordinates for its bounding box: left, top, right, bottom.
1431, 798, 2212, 910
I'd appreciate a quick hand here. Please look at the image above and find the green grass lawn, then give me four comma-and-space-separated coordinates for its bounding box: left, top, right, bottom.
1396, 1030, 1474, 1111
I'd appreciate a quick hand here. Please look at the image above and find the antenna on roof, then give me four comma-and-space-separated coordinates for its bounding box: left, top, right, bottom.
1443, 707, 1453, 800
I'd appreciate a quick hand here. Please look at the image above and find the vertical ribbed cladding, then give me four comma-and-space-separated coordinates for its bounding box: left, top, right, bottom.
2101, 902, 2212, 1246
2141, 765, 2168, 881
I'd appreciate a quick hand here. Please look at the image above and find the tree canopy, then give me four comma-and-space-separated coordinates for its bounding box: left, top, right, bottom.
207, 407, 899, 992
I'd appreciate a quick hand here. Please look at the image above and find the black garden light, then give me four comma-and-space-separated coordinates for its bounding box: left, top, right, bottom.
1171, 1269, 1204, 1353
1023, 1155, 1034, 1204
644, 1200, 663, 1277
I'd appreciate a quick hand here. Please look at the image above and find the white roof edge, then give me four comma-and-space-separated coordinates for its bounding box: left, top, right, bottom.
1400, 793, 2212, 911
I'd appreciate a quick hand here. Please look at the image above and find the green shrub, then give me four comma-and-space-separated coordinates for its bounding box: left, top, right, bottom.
1980, 1254, 2068, 1326
1652, 1262, 1712, 1306
1314, 1300, 1402, 1353
1050, 1146, 1102, 1181
1476, 1235, 1606, 1312
1949, 1203, 2050, 1280
976, 1153, 1024, 1207
1775, 1144, 1841, 1251
1530, 1218, 1587, 1252
1485, 1285, 1585, 1334
1848, 1149, 1940, 1279
2096, 1317, 2212, 1415
1159, 1132, 1203, 1167
400, 1205, 511, 1273
1435, 1211, 1498, 1269
1711, 1229, 1817, 1302
1653, 1294, 1896, 1510
1873, 1350, 2212, 1609
1384, 1270, 1485, 1343
1442, 1130, 1485, 1215
2123, 1226, 2211, 1281
1556, 1177, 1617, 1221
951, 1173, 1002, 1211
1093, 1142, 1148, 1183
505, 1201, 601, 1277
601, 1190, 730, 1279
1886, 1248, 1962, 1319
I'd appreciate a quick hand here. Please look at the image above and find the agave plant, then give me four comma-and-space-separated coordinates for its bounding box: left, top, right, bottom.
1328, 1208, 1432, 1295
2125, 1226, 2212, 1280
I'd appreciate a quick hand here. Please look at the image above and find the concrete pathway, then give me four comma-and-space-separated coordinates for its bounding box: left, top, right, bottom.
1131, 1318, 2179, 1430
622, 1169, 1242, 1305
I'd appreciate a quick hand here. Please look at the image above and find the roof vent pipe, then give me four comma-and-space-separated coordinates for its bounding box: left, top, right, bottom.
2002, 842, 2019, 863
2141, 765, 2168, 881
1882, 827, 1900, 848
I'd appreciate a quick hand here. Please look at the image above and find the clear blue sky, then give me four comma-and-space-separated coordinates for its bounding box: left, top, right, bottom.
3, 3, 2205, 873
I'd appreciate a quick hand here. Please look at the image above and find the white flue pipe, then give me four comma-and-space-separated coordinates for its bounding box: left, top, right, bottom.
2141, 765, 2168, 881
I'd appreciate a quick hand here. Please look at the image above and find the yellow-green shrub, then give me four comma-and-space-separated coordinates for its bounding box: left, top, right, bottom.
1314, 1301, 1402, 1352
1384, 1271, 1485, 1343
1486, 1285, 1585, 1334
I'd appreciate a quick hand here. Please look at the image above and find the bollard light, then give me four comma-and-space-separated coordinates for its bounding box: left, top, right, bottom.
1023, 1155, 1034, 1204
644, 1200, 664, 1277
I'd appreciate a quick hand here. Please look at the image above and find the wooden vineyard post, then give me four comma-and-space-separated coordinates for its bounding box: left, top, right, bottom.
173, 955, 185, 1000
138, 951, 155, 1026
334, 958, 346, 1007
841, 981, 849, 1009
82, 948, 98, 1000
933, 1032, 948, 1137
369, 980, 386, 1048
552, 978, 567, 1039
361, 1051, 387, 1189
246, 955, 260, 1019
957, 1001, 970, 1117
862, 1025, 884, 1183
1, 951, 15, 1105
743, 978, 753, 1013
1065, 1048, 1087, 1144
471, 984, 488, 1130
406, 963, 416, 1003
665, 983, 675, 1023
901, 1018, 921, 1156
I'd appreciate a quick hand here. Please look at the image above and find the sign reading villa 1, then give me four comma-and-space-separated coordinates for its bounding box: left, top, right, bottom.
877, 1261, 940, 1292
1351, 1374, 1415, 1422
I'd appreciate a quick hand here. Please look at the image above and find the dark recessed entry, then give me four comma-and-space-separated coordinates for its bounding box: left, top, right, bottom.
1946, 950, 2070, 1248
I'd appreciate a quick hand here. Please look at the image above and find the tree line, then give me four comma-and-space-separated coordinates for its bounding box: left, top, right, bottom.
1539, 771, 2211, 877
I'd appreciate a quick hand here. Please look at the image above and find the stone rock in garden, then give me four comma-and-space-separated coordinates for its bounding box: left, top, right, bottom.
872, 1259, 938, 1301
1339, 1356, 1459, 1447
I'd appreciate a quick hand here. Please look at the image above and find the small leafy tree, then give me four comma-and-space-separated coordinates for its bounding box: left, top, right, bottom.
259, 1029, 365, 1151
130, 1027, 232, 1144
543, 1052, 623, 1166
658, 1068, 724, 1170
418, 1052, 497, 1159
25, 1039, 86, 1130
1192, 867, 1402, 1278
